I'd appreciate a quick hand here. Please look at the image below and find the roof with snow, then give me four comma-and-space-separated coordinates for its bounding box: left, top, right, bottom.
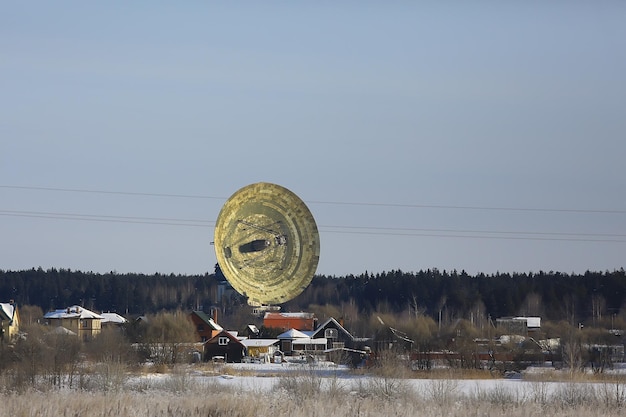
44, 305, 102, 320
514, 317, 541, 328
191, 311, 223, 331
0, 303, 16, 321
204, 329, 245, 346
277, 328, 310, 339
51, 326, 76, 335
311, 317, 355, 340
227, 330, 245, 340
100, 312, 128, 324
241, 339, 280, 348
292, 338, 327, 345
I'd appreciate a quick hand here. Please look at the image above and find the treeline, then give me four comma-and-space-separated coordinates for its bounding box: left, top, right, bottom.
289, 268, 626, 323
1, 267, 625, 324
0, 267, 226, 316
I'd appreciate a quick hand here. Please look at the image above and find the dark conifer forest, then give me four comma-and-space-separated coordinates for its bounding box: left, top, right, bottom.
1, 266, 624, 324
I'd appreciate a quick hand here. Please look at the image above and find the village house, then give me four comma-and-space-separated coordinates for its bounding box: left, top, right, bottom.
203, 329, 246, 362
0, 300, 20, 343
44, 305, 102, 341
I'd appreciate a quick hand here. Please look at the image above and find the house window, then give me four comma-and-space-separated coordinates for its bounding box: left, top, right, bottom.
218, 337, 229, 346
81, 320, 88, 328
325, 328, 338, 339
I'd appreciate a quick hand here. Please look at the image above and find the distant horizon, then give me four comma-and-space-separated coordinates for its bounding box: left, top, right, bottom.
3, 264, 624, 277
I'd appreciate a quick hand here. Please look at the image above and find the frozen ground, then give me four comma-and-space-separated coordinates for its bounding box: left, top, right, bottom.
132, 361, 626, 396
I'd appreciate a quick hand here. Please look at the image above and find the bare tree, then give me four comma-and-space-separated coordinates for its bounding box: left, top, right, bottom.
47, 332, 81, 387
519, 292, 543, 317
84, 326, 136, 365
561, 322, 584, 375
18, 304, 44, 326
591, 294, 606, 327
12, 324, 48, 388
143, 310, 198, 365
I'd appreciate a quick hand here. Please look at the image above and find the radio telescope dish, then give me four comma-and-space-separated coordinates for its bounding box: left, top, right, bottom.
214, 182, 320, 306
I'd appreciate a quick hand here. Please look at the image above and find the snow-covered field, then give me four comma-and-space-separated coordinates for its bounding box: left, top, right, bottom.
3, 362, 626, 417
133, 361, 626, 397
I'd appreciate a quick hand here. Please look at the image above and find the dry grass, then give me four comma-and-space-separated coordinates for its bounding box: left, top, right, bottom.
1, 386, 624, 417
410, 367, 497, 380
1, 363, 625, 416
523, 368, 626, 383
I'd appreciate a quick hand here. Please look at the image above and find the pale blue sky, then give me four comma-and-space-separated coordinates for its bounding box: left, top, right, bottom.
2, 2, 625, 277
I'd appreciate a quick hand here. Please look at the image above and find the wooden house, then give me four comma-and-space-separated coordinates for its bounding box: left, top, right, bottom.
189, 310, 223, 342
310, 317, 371, 366
203, 330, 245, 362
44, 305, 102, 341
0, 301, 20, 343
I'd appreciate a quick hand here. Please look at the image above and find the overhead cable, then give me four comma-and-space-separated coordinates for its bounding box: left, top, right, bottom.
2, 184, 625, 214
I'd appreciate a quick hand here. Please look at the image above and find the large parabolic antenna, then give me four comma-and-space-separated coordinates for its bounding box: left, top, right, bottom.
214, 182, 320, 306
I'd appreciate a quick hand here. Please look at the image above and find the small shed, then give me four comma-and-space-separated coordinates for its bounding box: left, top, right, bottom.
241, 338, 280, 361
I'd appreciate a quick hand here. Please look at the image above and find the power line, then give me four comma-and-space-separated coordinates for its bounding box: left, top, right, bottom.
0, 185, 223, 200
0, 210, 212, 228
322, 224, 626, 239
0, 209, 212, 224
319, 229, 626, 243
2, 209, 624, 243
308, 200, 626, 215
2, 184, 625, 214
